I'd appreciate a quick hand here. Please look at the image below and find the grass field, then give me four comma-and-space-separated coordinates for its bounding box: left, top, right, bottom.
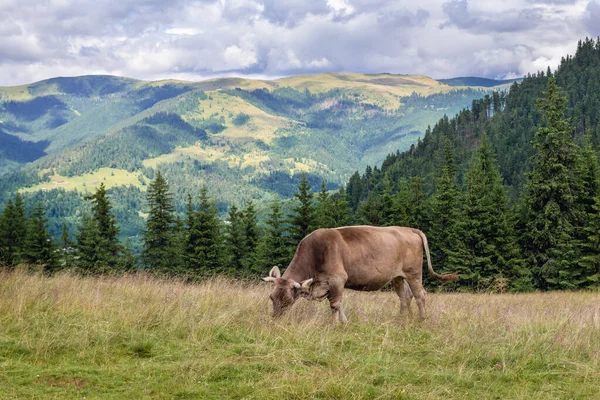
0, 269, 599, 399
20, 168, 145, 194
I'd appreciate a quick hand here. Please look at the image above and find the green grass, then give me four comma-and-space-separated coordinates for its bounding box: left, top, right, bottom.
1, 269, 598, 399
20, 168, 145, 194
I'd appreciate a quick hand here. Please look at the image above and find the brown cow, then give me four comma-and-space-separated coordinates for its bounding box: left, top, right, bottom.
261, 226, 458, 321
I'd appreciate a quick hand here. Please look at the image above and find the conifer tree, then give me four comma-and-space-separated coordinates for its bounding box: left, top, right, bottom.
76, 184, 122, 273
85, 183, 121, 265
75, 213, 106, 274
23, 202, 58, 270
59, 221, 74, 271
288, 174, 316, 245
187, 186, 224, 276
0, 194, 27, 266
242, 200, 260, 273
142, 171, 178, 272
329, 186, 352, 227
522, 77, 583, 289
225, 204, 247, 274
395, 177, 429, 229
463, 133, 530, 291
315, 179, 336, 228
258, 197, 289, 272
429, 138, 468, 288
577, 136, 600, 287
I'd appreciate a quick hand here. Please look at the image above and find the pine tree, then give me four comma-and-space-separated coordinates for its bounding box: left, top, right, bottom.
0, 194, 27, 266
258, 197, 289, 273
187, 186, 224, 277
577, 135, 600, 287
77, 184, 122, 273
288, 174, 316, 245
142, 171, 178, 273
75, 213, 106, 274
463, 133, 530, 291
329, 186, 352, 227
225, 204, 247, 275
522, 77, 583, 290
84, 183, 121, 266
242, 200, 260, 273
59, 221, 74, 271
315, 179, 337, 228
429, 138, 468, 288
23, 202, 58, 270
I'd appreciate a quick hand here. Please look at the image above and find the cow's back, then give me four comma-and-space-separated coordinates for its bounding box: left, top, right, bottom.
334, 226, 423, 290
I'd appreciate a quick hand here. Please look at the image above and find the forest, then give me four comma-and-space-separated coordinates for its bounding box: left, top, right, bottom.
2, 39, 600, 292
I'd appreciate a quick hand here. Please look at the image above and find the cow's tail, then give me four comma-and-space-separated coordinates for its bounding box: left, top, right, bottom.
412, 229, 459, 282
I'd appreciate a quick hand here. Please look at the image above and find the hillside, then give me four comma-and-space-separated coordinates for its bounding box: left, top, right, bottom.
0, 72, 502, 236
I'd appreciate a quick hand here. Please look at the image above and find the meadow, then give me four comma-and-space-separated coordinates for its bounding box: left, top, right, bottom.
0, 269, 599, 399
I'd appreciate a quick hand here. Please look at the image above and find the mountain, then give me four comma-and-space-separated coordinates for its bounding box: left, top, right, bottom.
0, 72, 506, 238
349, 38, 600, 207
438, 77, 521, 87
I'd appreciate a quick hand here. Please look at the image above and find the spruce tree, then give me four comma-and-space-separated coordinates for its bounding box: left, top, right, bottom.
522, 77, 583, 289
288, 174, 316, 245
329, 186, 352, 227
242, 200, 260, 273
85, 183, 121, 266
429, 138, 468, 288
75, 213, 106, 274
142, 171, 177, 272
59, 221, 74, 271
315, 179, 335, 228
577, 136, 600, 287
258, 197, 289, 272
225, 204, 247, 274
463, 133, 530, 291
23, 202, 58, 270
0, 195, 27, 266
187, 186, 224, 276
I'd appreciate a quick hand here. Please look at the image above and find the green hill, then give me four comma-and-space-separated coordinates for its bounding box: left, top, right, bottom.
0, 72, 503, 238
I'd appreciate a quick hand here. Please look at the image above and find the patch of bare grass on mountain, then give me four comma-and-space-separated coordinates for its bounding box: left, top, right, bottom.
0, 268, 599, 399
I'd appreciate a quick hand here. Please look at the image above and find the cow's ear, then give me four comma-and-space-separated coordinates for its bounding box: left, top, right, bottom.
269, 266, 281, 279
300, 278, 313, 291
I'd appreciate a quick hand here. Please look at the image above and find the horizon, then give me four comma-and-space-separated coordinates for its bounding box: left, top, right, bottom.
1, 0, 598, 86
0, 70, 523, 89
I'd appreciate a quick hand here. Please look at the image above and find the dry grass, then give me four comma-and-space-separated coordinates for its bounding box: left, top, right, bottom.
0, 269, 599, 399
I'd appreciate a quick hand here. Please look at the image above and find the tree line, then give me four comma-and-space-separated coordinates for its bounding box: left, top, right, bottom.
0, 171, 353, 280
1, 75, 599, 292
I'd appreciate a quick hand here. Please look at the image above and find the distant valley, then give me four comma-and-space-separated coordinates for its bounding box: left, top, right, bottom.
0, 72, 511, 237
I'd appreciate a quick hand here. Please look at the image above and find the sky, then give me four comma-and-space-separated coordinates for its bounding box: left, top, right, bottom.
0, 0, 598, 86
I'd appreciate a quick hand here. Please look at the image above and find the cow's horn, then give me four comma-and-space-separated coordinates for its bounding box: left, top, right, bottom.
300, 278, 313, 290
261, 277, 276, 283
292, 281, 301, 289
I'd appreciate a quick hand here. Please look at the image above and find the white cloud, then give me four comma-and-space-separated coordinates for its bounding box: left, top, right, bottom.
0, 0, 596, 85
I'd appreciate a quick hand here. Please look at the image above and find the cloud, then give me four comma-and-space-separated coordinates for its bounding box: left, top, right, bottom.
0, 0, 596, 85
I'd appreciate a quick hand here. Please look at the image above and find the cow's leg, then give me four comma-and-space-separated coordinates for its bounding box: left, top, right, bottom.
392, 277, 413, 317
406, 279, 427, 320
328, 278, 348, 324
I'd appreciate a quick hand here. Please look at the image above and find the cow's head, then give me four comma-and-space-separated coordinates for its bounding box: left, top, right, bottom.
261, 266, 313, 317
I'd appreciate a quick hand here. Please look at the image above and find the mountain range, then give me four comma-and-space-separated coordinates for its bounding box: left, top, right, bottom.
0, 72, 512, 236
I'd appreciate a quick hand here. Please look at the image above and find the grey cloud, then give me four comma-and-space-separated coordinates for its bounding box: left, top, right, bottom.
0, 0, 593, 86
441, 0, 544, 33
583, 1, 600, 36
260, 0, 330, 26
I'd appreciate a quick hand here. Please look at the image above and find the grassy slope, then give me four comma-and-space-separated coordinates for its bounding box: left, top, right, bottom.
1, 269, 598, 399
2, 73, 499, 198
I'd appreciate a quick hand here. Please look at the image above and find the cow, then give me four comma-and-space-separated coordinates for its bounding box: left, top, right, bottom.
261, 226, 458, 322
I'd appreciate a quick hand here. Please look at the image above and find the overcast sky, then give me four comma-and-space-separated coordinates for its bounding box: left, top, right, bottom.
0, 0, 598, 86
